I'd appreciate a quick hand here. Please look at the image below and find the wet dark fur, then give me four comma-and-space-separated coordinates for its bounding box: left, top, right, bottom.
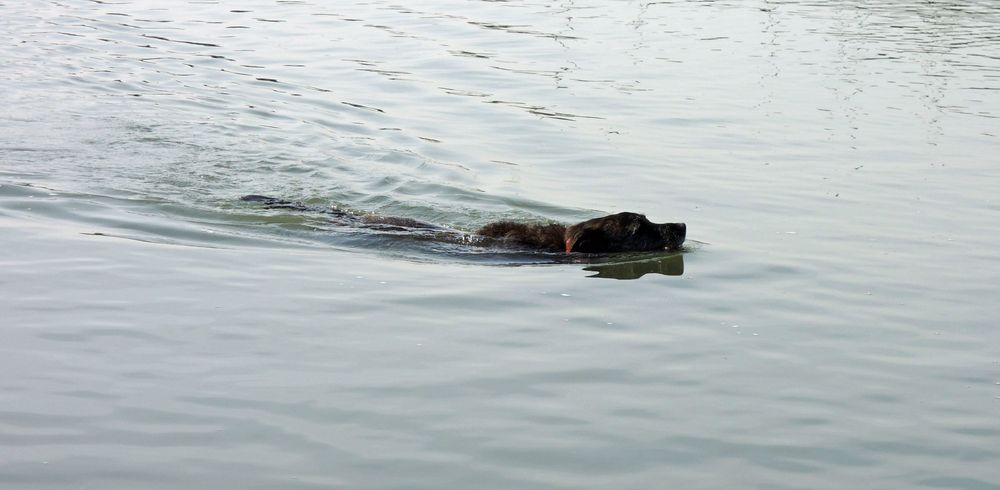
477, 213, 685, 253
476, 221, 567, 251
565, 212, 686, 253
242, 195, 685, 253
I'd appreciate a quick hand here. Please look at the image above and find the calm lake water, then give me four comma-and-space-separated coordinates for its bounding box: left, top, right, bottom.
2, 0, 999, 488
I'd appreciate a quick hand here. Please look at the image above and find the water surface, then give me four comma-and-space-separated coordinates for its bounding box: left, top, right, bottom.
2, 0, 999, 488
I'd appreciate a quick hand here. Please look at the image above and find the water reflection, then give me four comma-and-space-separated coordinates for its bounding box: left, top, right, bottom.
817, 0, 1000, 120
3, 2, 999, 489
582, 253, 684, 280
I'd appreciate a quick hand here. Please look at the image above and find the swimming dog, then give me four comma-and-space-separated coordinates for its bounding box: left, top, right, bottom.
241, 195, 685, 254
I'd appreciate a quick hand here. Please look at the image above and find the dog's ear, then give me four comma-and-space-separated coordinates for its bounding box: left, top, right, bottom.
626, 214, 642, 234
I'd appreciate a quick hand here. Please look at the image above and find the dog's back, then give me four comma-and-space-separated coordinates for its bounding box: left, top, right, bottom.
476, 221, 566, 252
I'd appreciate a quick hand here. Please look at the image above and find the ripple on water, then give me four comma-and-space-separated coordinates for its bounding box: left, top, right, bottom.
2, 0, 1000, 488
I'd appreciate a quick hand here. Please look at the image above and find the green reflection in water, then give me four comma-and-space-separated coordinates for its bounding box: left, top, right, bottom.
582, 253, 684, 280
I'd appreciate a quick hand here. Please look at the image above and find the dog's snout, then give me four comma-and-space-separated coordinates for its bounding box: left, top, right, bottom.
658, 222, 686, 250
663, 222, 685, 238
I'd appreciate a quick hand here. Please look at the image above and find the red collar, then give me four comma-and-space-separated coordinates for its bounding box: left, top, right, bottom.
565, 238, 572, 254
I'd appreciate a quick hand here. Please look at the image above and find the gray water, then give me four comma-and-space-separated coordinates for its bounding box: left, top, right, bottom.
2, 0, 999, 488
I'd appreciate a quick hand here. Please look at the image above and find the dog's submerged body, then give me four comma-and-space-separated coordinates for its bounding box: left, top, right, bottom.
241, 195, 686, 254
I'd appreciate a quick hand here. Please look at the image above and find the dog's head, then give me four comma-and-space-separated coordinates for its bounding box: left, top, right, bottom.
564, 212, 686, 253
